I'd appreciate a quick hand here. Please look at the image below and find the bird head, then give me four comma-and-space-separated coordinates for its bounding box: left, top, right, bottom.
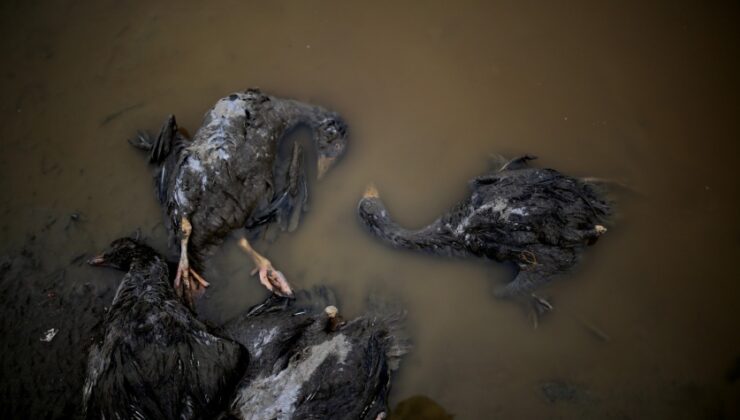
315, 115, 348, 179
357, 183, 387, 222
87, 237, 154, 271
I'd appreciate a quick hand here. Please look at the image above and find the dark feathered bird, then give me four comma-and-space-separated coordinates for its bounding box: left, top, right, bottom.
357, 155, 610, 310
83, 238, 248, 420
220, 289, 409, 420
130, 89, 348, 306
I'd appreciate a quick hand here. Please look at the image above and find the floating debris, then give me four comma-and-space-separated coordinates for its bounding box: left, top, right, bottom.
572, 314, 611, 342
40, 328, 58, 342
66, 212, 85, 231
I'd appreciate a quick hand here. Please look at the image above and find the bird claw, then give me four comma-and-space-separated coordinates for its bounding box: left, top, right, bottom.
189, 268, 210, 288
256, 265, 293, 297
173, 263, 208, 309
174, 263, 187, 293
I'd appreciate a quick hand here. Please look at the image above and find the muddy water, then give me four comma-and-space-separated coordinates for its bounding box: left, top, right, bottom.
1, 0, 739, 418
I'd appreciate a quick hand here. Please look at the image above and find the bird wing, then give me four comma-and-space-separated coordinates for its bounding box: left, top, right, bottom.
245, 141, 308, 236
84, 305, 247, 420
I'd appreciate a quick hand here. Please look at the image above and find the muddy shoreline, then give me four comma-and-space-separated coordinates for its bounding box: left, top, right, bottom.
0, 238, 112, 418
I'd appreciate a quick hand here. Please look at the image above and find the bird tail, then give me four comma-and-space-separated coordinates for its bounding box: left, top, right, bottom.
128, 114, 181, 163
365, 294, 412, 371
128, 115, 189, 205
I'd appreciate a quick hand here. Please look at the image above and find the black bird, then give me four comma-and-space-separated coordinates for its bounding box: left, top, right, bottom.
130, 89, 348, 306
221, 289, 409, 420
357, 155, 610, 308
83, 238, 248, 419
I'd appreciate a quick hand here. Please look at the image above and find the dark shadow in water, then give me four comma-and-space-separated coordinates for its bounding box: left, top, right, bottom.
391, 395, 454, 420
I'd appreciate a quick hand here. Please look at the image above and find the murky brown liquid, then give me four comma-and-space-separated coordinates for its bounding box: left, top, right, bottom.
1, 1, 739, 418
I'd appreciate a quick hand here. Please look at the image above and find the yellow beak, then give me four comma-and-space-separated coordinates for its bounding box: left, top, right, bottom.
363, 183, 379, 199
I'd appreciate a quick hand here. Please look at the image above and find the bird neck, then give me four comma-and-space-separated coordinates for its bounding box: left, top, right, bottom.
359, 198, 464, 256
111, 256, 172, 307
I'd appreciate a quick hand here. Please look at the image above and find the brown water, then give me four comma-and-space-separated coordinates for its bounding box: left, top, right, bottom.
1, 0, 739, 418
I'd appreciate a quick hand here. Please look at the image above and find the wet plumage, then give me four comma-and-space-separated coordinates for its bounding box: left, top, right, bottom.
131, 89, 348, 303
357, 156, 611, 300
221, 289, 409, 420
83, 238, 248, 420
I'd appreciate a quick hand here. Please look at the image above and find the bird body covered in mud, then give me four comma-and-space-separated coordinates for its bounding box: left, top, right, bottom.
221, 289, 409, 420
131, 89, 348, 306
83, 238, 248, 419
357, 156, 610, 309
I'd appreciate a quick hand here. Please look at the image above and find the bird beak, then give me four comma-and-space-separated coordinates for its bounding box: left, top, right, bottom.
363, 183, 379, 199
87, 255, 106, 266
317, 156, 336, 180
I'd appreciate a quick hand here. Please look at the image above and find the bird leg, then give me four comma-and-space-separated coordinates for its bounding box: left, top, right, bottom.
529, 293, 555, 329
173, 217, 210, 307
237, 236, 293, 297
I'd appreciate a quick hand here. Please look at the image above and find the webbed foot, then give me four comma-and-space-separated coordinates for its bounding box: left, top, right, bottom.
239, 237, 294, 297
174, 216, 209, 309
250, 262, 293, 297
173, 253, 210, 309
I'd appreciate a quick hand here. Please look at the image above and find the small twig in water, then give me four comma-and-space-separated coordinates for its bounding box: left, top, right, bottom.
572, 314, 611, 342
100, 102, 145, 126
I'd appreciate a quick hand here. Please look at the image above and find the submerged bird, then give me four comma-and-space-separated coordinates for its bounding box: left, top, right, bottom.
130, 89, 348, 306
357, 155, 610, 309
221, 289, 409, 420
83, 237, 248, 419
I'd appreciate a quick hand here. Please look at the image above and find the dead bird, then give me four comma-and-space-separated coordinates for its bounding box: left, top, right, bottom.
130, 89, 348, 307
357, 155, 611, 311
83, 238, 248, 420
220, 288, 409, 420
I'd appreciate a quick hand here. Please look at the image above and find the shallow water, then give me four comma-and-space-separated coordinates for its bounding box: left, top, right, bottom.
1, 0, 739, 418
